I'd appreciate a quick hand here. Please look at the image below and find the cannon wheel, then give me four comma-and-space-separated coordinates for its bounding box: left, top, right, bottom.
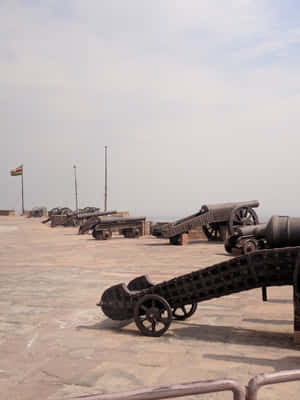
224, 238, 233, 253
61, 207, 72, 215
172, 303, 198, 320
242, 239, 258, 255
202, 223, 221, 241
93, 230, 112, 240
228, 206, 259, 234
134, 294, 172, 337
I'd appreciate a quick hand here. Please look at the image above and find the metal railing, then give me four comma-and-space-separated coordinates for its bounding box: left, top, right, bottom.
62, 379, 245, 400
247, 369, 300, 400
61, 369, 300, 400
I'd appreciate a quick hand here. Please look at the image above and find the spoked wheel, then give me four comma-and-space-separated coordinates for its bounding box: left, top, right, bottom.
134, 294, 172, 337
202, 223, 221, 241
172, 303, 198, 320
229, 206, 259, 234
242, 239, 258, 255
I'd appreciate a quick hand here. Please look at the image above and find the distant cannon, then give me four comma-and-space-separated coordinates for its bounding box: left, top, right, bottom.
42, 207, 100, 227
91, 216, 146, 240
151, 201, 260, 244
41, 207, 72, 224
225, 216, 300, 255
98, 246, 300, 338
78, 210, 118, 234
28, 207, 47, 218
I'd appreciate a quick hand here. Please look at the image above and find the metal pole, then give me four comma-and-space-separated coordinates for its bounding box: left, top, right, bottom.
73, 165, 79, 213
21, 165, 24, 215
104, 146, 108, 212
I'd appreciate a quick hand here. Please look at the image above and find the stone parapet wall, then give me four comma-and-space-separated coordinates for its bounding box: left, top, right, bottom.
0, 210, 16, 216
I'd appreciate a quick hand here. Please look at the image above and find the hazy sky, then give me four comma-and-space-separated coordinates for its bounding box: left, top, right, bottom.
1, 0, 300, 219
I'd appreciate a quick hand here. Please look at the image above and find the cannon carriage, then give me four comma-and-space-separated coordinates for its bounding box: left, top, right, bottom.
42, 207, 101, 227
90, 216, 146, 240
77, 210, 118, 234
98, 246, 300, 338
151, 200, 260, 244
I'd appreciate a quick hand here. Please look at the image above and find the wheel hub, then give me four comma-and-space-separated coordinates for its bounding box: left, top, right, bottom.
146, 307, 160, 320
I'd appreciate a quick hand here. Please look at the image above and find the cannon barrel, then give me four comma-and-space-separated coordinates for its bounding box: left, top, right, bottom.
97, 216, 145, 224
235, 223, 267, 238
234, 216, 300, 247
264, 216, 300, 247
76, 210, 117, 219
201, 200, 259, 212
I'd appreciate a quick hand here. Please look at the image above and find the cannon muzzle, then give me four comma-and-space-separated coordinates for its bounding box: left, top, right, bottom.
264, 216, 300, 247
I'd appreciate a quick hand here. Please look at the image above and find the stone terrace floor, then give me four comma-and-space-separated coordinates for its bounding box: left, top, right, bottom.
0, 216, 299, 399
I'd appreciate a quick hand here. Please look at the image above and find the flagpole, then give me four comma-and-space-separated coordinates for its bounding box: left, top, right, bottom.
21, 165, 24, 215
104, 146, 108, 212
73, 165, 79, 213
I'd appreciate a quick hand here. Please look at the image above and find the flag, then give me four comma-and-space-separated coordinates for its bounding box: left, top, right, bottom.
10, 165, 23, 176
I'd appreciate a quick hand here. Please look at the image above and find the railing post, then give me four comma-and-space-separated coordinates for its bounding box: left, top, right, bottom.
246, 369, 300, 400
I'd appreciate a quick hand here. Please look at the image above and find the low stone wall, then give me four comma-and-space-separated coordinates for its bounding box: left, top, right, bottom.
0, 210, 15, 216
188, 227, 207, 240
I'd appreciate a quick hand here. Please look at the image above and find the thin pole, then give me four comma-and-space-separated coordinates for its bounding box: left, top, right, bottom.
104, 146, 108, 212
21, 165, 24, 215
73, 165, 79, 213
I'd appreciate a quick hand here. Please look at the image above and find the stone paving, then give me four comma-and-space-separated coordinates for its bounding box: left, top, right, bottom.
0, 216, 300, 400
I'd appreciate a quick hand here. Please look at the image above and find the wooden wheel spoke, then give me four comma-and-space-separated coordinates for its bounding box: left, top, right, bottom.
151, 319, 156, 332
158, 317, 169, 327
233, 215, 241, 224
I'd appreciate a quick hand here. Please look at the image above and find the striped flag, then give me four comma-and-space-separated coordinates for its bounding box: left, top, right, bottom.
10, 165, 23, 176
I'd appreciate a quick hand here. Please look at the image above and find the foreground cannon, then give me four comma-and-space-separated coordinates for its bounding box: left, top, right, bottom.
98, 246, 300, 340
91, 216, 146, 240
151, 200, 259, 244
225, 216, 300, 255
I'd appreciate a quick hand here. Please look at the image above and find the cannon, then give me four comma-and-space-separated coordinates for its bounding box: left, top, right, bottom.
28, 207, 47, 218
42, 207, 101, 227
91, 216, 146, 240
151, 201, 260, 244
42, 207, 73, 224
225, 216, 300, 255
78, 210, 118, 234
98, 246, 300, 338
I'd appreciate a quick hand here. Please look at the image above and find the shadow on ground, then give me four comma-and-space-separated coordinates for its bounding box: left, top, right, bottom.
77, 318, 134, 331
268, 299, 293, 304
243, 318, 292, 325
77, 319, 300, 350
203, 353, 300, 371
172, 321, 299, 349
